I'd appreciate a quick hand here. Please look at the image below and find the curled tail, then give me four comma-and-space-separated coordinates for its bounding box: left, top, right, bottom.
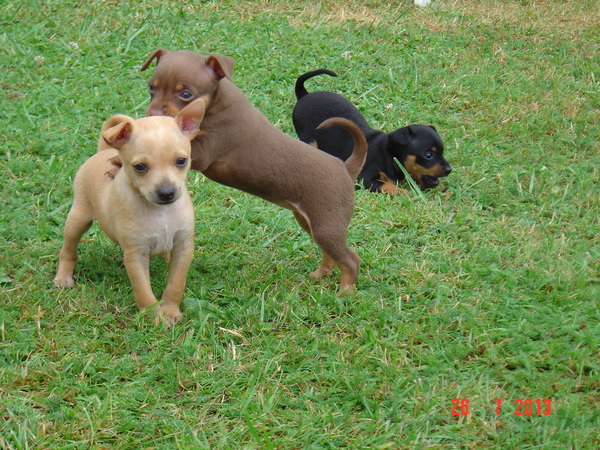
295, 69, 338, 99
317, 118, 367, 181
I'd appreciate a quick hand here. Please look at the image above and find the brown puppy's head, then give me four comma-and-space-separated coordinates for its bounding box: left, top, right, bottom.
141, 49, 234, 117
102, 98, 206, 204
389, 125, 452, 189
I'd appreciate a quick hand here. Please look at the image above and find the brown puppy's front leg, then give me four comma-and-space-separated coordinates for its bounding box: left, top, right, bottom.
158, 234, 194, 325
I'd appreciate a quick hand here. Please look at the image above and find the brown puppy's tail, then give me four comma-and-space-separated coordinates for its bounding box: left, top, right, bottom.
317, 118, 367, 181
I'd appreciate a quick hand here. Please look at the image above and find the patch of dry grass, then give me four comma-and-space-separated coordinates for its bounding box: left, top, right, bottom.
449, 0, 599, 34
205, 0, 599, 37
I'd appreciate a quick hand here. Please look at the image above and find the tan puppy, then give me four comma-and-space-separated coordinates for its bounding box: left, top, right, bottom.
141, 49, 367, 294
54, 98, 206, 325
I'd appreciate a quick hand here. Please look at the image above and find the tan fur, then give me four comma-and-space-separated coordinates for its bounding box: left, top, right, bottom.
97, 114, 131, 152
142, 50, 367, 294
403, 155, 448, 189
54, 99, 206, 325
378, 172, 408, 195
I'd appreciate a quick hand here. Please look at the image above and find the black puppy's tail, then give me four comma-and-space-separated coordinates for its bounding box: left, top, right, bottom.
295, 69, 338, 99
317, 118, 367, 181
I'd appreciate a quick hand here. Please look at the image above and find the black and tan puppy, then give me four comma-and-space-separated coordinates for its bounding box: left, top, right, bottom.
292, 69, 452, 193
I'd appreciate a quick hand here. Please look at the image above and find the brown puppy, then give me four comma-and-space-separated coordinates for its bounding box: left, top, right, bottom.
54, 99, 206, 325
141, 49, 367, 294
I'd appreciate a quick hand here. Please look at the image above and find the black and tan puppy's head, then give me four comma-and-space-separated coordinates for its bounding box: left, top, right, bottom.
141, 49, 234, 118
389, 125, 452, 189
101, 98, 206, 205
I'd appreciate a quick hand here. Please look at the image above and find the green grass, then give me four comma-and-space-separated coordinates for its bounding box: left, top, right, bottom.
1, 0, 599, 447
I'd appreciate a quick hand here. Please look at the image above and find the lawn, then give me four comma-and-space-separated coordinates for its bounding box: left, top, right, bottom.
1, 0, 598, 448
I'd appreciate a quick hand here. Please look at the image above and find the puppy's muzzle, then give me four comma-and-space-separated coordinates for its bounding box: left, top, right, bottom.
147, 104, 179, 118
443, 162, 452, 176
155, 184, 179, 204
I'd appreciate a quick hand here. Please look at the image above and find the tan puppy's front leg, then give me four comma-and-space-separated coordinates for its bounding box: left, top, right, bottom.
158, 234, 194, 325
123, 250, 158, 312
54, 207, 93, 287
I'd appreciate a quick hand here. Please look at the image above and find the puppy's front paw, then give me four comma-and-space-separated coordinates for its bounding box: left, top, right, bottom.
378, 173, 407, 195
53, 275, 74, 288
156, 303, 183, 327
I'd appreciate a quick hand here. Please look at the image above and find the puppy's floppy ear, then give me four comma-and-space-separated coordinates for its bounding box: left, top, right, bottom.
389, 126, 413, 146
141, 48, 169, 71
98, 115, 132, 152
175, 98, 206, 139
428, 125, 437, 132
206, 54, 235, 80
102, 121, 133, 150
100, 114, 131, 133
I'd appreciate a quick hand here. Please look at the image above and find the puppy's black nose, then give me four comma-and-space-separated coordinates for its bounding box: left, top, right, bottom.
156, 186, 176, 203
444, 164, 452, 175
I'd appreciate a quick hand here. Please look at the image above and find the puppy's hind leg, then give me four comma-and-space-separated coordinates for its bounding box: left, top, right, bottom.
293, 211, 335, 279
293, 211, 359, 293
310, 225, 360, 295
54, 203, 94, 287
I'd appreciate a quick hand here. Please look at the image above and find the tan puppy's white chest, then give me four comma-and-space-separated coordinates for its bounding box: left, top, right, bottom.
143, 200, 194, 257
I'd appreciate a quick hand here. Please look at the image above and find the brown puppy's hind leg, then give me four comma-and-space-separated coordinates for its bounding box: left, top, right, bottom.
293, 211, 336, 280
337, 248, 360, 294
310, 253, 337, 280
311, 229, 359, 295
293, 211, 359, 294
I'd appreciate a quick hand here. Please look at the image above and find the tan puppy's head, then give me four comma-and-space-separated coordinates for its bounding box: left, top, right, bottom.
102, 98, 206, 204
141, 49, 234, 117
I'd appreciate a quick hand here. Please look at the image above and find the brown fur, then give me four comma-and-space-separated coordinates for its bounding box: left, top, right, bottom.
141, 49, 367, 293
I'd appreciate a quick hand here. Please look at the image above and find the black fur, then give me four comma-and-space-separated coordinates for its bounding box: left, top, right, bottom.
292, 70, 451, 191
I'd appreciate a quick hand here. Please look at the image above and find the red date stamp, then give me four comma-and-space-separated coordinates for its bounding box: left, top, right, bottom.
452, 398, 552, 416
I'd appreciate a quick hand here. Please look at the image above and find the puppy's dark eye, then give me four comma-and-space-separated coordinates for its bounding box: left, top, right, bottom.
133, 163, 148, 173
424, 151, 434, 160
179, 90, 193, 101
175, 157, 188, 167
148, 82, 155, 94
